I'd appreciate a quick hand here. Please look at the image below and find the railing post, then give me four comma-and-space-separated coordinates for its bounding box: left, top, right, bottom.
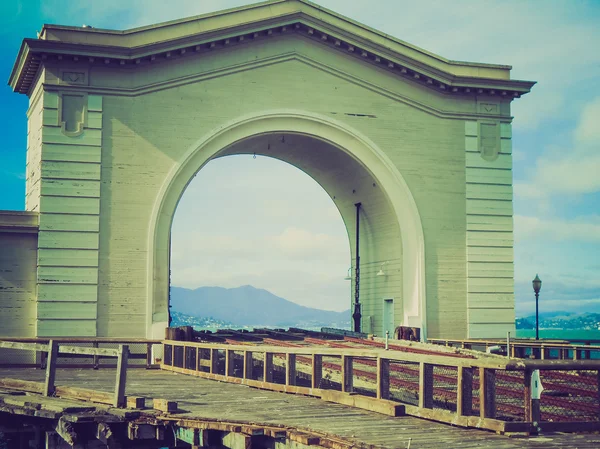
195, 347, 200, 372
419, 362, 433, 409
225, 349, 234, 377
44, 340, 58, 397
146, 343, 153, 369
479, 368, 496, 419
596, 370, 600, 421
342, 355, 353, 393
243, 351, 253, 380
210, 349, 219, 374
311, 354, 322, 389
183, 345, 188, 369
457, 366, 473, 416
286, 353, 296, 386
264, 352, 273, 383
113, 344, 128, 408
92, 342, 99, 369
376, 357, 390, 399
524, 369, 532, 421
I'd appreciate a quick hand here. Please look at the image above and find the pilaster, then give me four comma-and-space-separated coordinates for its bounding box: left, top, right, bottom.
35, 91, 102, 337
465, 119, 515, 338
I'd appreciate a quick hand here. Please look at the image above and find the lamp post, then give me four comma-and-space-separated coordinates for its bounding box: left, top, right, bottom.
352, 203, 362, 333
532, 274, 542, 340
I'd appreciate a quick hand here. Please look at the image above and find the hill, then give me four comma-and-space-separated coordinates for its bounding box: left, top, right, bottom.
170, 285, 350, 328
516, 312, 600, 330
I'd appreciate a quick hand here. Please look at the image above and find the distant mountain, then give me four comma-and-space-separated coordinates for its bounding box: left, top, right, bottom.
170, 285, 350, 328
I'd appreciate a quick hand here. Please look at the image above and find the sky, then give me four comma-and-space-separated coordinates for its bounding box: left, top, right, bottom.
0, 0, 599, 316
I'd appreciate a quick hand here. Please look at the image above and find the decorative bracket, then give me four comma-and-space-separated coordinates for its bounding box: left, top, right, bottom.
58, 92, 87, 137
478, 121, 500, 161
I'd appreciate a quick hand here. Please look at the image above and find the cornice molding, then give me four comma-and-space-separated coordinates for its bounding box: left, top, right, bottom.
39, 52, 514, 122
10, 16, 535, 98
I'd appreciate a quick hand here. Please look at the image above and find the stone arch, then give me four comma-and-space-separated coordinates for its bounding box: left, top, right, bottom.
148, 110, 427, 339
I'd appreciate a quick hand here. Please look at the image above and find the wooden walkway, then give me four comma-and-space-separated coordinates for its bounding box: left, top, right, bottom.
2, 368, 599, 448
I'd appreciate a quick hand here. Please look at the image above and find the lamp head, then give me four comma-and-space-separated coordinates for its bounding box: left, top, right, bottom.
532, 274, 542, 294
344, 267, 352, 281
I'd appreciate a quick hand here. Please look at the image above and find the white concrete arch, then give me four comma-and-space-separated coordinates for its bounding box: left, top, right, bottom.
148, 110, 427, 339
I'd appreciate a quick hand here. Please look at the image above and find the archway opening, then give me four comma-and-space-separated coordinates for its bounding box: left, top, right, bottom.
169, 154, 352, 330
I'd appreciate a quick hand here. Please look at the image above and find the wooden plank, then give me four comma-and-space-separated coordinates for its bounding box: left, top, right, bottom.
419, 362, 433, 409
465, 168, 512, 185
243, 351, 253, 380
153, 398, 178, 412
37, 284, 98, 302
264, 352, 273, 383
376, 357, 390, 400
225, 349, 234, 377
38, 249, 99, 267
466, 152, 512, 170
467, 246, 513, 263
466, 215, 513, 232
286, 353, 297, 386
38, 302, 97, 320
210, 348, 219, 374
37, 266, 98, 284
466, 183, 512, 201
312, 354, 322, 389
38, 231, 99, 250
37, 320, 97, 338
342, 355, 353, 393
40, 196, 100, 215
467, 262, 513, 278
54, 385, 113, 405
467, 231, 513, 248
41, 161, 101, 181
0, 341, 49, 352
44, 340, 58, 397
42, 127, 102, 147
468, 277, 513, 294
39, 214, 99, 233
320, 390, 404, 417
479, 367, 496, 419
40, 179, 101, 197
59, 345, 119, 357
41, 143, 101, 163
466, 199, 513, 216
0, 378, 44, 394
114, 344, 128, 408
457, 366, 473, 416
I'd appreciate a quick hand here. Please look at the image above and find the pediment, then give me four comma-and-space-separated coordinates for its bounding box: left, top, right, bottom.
10, 0, 535, 97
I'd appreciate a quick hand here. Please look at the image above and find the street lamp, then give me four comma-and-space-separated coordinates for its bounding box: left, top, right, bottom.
532, 274, 542, 340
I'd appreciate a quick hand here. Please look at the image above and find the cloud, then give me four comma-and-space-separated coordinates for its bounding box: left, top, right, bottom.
515, 215, 600, 243
515, 96, 600, 198
575, 97, 600, 144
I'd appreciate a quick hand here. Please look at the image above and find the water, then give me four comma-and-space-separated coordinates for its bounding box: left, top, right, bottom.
516, 329, 600, 341
515, 329, 600, 359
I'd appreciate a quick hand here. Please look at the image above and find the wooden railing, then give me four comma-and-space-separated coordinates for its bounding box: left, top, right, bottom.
0, 337, 161, 368
161, 340, 600, 434
0, 340, 129, 407
428, 338, 600, 360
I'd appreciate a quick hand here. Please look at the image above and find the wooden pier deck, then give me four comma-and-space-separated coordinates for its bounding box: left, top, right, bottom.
2, 368, 599, 449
